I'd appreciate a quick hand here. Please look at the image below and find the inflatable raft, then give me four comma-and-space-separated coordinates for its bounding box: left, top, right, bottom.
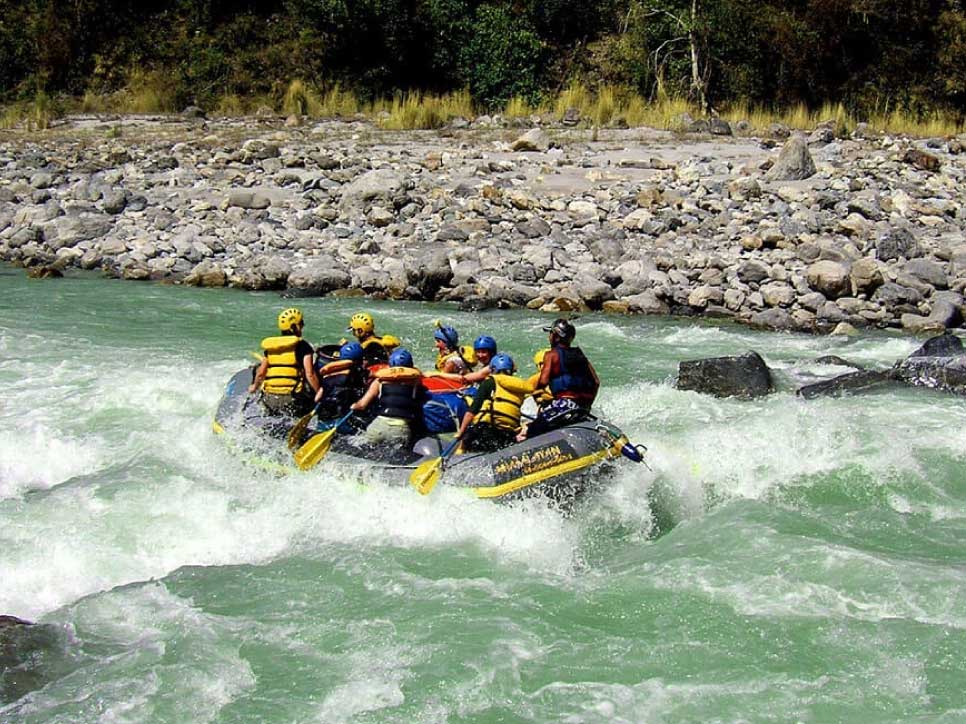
213, 367, 645, 502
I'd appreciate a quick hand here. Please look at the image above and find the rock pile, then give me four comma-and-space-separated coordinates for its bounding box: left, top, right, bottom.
1, 114, 964, 335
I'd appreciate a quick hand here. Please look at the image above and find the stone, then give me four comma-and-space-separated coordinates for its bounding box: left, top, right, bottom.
287, 257, 351, 294
902, 148, 941, 172
339, 169, 410, 213
184, 260, 227, 287
227, 190, 272, 210
909, 333, 964, 358
876, 227, 920, 261
766, 134, 816, 181
849, 258, 884, 295
511, 128, 551, 152
807, 260, 851, 299
736, 260, 771, 284
677, 351, 773, 398
904, 259, 948, 289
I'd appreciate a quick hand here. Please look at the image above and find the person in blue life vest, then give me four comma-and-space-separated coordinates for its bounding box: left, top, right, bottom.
350, 348, 426, 445
455, 353, 534, 452
249, 308, 321, 416
313, 341, 368, 430
517, 319, 599, 441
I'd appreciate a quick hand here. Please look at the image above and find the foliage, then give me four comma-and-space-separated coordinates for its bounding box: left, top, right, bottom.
0, 0, 962, 123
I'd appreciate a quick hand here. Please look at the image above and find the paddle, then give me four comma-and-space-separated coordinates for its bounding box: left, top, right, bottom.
287, 402, 322, 451
409, 437, 460, 496
293, 411, 354, 471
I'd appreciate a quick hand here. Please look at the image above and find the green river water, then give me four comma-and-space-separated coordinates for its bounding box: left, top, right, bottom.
2, 266, 966, 722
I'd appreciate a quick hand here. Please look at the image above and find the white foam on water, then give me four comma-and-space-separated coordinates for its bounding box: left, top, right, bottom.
0, 423, 106, 497
10, 583, 257, 722
648, 525, 966, 630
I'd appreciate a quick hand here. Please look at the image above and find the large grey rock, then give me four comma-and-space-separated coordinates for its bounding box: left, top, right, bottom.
766, 134, 816, 181
227, 191, 271, 210
287, 257, 351, 295
45, 215, 114, 250
339, 169, 410, 214
677, 351, 774, 398
875, 227, 920, 261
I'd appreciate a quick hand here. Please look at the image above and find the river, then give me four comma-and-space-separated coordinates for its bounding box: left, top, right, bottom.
2, 266, 965, 722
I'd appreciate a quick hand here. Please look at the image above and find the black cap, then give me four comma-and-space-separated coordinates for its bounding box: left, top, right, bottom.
543, 318, 575, 340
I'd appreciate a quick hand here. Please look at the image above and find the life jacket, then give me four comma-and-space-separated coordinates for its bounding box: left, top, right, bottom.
360, 334, 401, 353
434, 350, 470, 373
548, 345, 598, 404
473, 374, 533, 431
375, 366, 422, 421
260, 335, 304, 395
527, 371, 553, 406
317, 359, 366, 419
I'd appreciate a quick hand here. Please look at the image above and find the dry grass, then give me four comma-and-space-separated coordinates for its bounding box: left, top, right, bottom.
378, 90, 474, 130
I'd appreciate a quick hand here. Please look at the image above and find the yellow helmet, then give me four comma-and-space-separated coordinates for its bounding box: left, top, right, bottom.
533, 347, 551, 368
348, 312, 375, 337
278, 307, 304, 332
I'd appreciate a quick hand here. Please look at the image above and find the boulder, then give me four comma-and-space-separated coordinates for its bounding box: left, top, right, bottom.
339, 169, 410, 214
677, 351, 774, 399
184, 260, 227, 287
1, 615, 67, 704
807, 260, 851, 299
227, 191, 271, 210
287, 257, 351, 295
511, 128, 551, 152
766, 134, 816, 181
797, 370, 897, 399
909, 333, 964, 358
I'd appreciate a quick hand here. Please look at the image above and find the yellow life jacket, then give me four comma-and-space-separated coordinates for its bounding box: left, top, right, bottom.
361, 334, 401, 353
527, 371, 553, 406
374, 365, 422, 384
474, 374, 534, 431
319, 359, 353, 377
260, 335, 304, 394
435, 350, 470, 373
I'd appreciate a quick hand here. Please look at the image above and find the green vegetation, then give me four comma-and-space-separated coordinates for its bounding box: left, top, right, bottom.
0, 1, 963, 134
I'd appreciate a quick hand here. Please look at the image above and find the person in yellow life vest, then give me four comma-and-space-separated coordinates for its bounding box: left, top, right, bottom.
455, 354, 534, 452
345, 311, 401, 364
350, 348, 426, 446
528, 347, 554, 407
433, 323, 475, 374
249, 308, 321, 416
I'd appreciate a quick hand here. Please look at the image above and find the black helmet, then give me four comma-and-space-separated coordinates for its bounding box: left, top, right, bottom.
543, 318, 575, 341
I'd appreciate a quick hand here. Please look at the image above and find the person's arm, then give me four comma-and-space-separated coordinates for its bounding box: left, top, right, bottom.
537, 350, 556, 389
456, 410, 474, 439
461, 366, 491, 384
303, 353, 321, 393
248, 358, 269, 393
350, 379, 380, 411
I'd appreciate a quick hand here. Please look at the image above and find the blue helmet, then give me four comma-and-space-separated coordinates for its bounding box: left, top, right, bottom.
490, 353, 515, 374
434, 325, 459, 349
389, 348, 414, 368
473, 335, 497, 353
339, 342, 364, 362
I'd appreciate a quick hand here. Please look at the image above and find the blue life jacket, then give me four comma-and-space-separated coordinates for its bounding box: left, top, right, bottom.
548, 346, 597, 401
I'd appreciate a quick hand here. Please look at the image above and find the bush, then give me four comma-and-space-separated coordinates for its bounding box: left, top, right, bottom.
458, 5, 545, 109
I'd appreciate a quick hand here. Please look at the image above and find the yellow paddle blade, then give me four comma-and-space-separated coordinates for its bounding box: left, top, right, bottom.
287, 410, 316, 450
409, 457, 444, 496
293, 428, 338, 470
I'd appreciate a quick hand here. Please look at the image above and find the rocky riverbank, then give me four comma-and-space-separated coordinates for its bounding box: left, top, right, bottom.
1, 113, 964, 334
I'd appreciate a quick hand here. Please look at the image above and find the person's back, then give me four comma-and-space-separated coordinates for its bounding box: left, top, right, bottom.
250, 308, 320, 416
315, 342, 368, 421
350, 348, 424, 446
